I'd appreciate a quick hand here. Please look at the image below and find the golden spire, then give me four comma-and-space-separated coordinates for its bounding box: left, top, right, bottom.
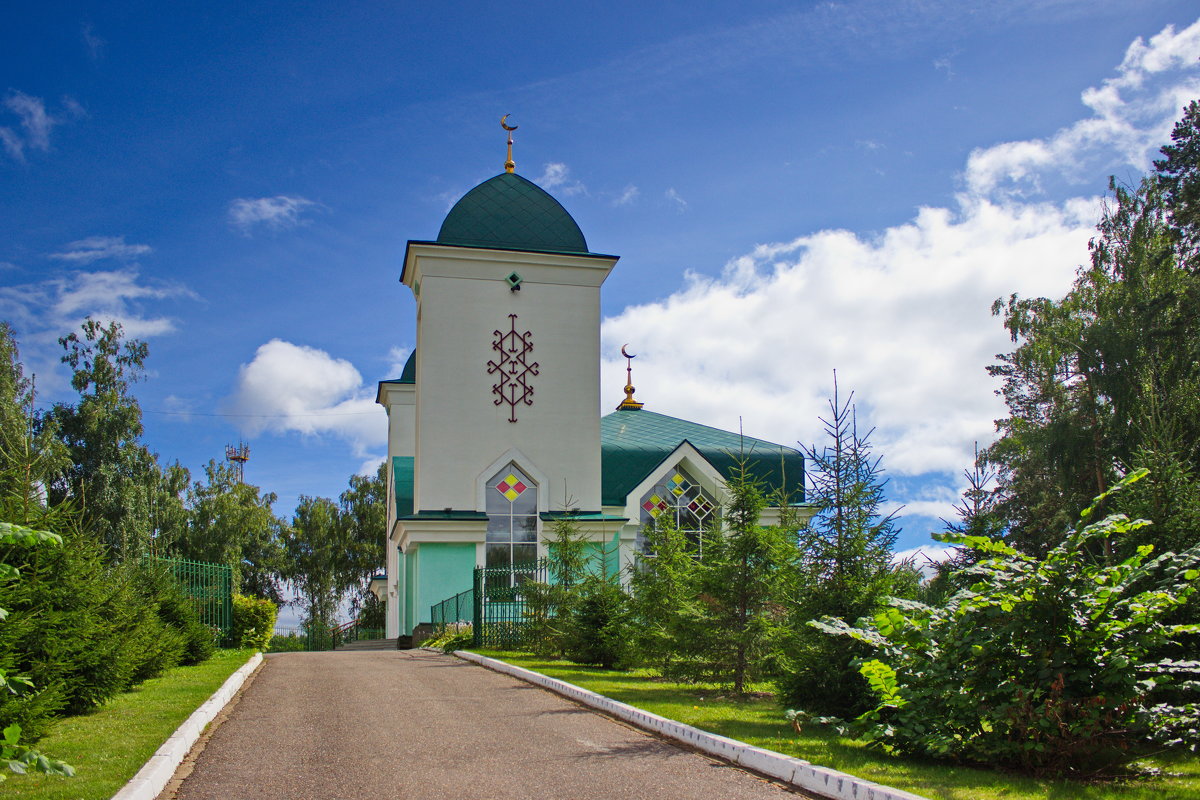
501, 114, 518, 173
616, 344, 644, 410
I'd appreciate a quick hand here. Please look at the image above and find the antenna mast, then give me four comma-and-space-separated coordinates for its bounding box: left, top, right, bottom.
224, 441, 250, 483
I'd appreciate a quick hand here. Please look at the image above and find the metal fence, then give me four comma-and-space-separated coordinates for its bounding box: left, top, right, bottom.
157, 556, 233, 635
473, 559, 547, 647
431, 586, 474, 631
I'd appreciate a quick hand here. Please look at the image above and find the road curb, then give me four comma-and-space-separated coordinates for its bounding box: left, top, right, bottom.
453, 650, 929, 800
112, 651, 264, 800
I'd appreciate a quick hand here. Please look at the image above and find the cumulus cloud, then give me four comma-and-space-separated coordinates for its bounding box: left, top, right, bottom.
225, 339, 387, 459
892, 544, 957, 578
0, 91, 84, 162
600, 20, 1199, 539
535, 162, 586, 196
0, 267, 192, 394
49, 235, 152, 264
964, 19, 1200, 197
228, 195, 318, 234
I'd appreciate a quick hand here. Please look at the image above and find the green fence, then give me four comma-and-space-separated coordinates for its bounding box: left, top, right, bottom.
157, 556, 233, 635
474, 560, 547, 648
431, 586, 474, 631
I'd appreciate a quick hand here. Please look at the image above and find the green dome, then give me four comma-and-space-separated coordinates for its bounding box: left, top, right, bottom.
437, 172, 588, 254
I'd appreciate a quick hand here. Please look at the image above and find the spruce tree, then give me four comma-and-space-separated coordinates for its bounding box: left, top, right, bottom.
780, 373, 902, 715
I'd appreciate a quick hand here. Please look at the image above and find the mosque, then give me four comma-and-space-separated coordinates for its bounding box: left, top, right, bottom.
375, 123, 806, 639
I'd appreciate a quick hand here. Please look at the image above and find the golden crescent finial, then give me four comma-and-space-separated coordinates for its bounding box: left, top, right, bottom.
501, 114, 517, 173
617, 343, 644, 410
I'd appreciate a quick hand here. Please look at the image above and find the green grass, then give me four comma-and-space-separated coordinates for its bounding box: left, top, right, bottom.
474, 650, 1200, 800
5, 648, 257, 800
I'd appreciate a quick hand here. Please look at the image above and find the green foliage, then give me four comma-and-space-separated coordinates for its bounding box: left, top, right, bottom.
423, 625, 473, 653
800, 471, 1200, 777
677, 460, 795, 692
45, 319, 189, 559
177, 460, 285, 601
779, 376, 905, 715
266, 633, 310, 653
564, 575, 633, 669
284, 463, 387, 633
627, 517, 698, 672
0, 521, 75, 782
522, 514, 591, 657
987, 104, 1200, 555
356, 591, 386, 630
229, 594, 278, 651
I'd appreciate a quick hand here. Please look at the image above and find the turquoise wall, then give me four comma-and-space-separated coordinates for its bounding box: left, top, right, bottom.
402, 542, 476, 634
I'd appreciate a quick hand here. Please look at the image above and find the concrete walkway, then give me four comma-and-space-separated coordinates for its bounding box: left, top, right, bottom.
165, 650, 804, 800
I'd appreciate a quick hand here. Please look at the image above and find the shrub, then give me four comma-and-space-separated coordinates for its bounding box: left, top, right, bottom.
267, 632, 309, 653
796, 471, 1200, 777
145, 565, 215, 665
424, 624, 473, 653
565, 575, 632, 668
230, 594, 278, 651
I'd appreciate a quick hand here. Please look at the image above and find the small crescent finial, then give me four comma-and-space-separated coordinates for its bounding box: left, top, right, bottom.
617, 344, 644, 411
501, 114, 517, 173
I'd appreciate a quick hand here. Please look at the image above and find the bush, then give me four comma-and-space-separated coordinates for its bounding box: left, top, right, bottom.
230, 594, 278, 651
267, 632, 309, 653
423, 624, 473, 653
565, 576, 632, 668
797, 471, 1200, 777
0, 529, 222, 743
146, 565, 215, 665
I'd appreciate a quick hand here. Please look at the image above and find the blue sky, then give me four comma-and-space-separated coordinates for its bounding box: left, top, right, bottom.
3, 1, 1200, 562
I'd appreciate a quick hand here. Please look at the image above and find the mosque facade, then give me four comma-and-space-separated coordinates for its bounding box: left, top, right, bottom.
376, 140, 806, 639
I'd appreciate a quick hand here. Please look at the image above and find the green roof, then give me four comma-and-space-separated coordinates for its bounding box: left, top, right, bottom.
600, 409, 805, 507
392, 456, 414, 517
436, 172, 588, 254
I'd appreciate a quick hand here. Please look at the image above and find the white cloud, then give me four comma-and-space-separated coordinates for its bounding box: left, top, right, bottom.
964, 19, 1200, 197
535, 162, 586, 196
228, 195, 317, 234
225, 339, 387, 459
0, 91, 84, 162
664, 187, 687, 212
601, 20, 1199, 532
612, 185, 640, 206
386, 345, 412, 378
892, 544, 957, 578
0, 267, 192, 394
49, 235, 152, 264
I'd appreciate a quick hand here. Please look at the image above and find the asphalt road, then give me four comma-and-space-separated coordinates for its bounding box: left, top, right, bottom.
165, 649, 803, 800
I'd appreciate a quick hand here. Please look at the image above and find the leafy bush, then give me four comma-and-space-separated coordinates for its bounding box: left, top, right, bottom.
230, 594, 278, 651
796, 471, 1200, 777
423, 624, 473, 653
267, 633, 309, 653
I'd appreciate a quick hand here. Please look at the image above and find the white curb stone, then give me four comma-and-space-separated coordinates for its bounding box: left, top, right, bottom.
112, 651, 263, 800
453, 650, 929, 800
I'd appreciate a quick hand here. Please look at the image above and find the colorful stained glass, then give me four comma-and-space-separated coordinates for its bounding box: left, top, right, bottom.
495, 473, 528, 503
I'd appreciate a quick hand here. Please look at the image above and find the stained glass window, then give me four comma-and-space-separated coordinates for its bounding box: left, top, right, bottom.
638, 465, 717, 557
486, 464, 538, 571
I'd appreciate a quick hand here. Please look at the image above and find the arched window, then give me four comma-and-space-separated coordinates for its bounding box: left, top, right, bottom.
639, 464, 717, 556
486, 464, 538, 570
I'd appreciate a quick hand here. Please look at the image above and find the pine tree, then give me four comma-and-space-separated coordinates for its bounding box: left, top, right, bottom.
779, 373, 902, 715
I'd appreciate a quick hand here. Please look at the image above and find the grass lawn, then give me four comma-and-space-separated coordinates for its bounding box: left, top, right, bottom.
5, 648, 257, 800
474, 649, 1200, 800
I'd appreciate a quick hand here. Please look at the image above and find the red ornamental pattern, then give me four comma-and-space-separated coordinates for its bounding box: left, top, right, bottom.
487, 313, 539, 423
